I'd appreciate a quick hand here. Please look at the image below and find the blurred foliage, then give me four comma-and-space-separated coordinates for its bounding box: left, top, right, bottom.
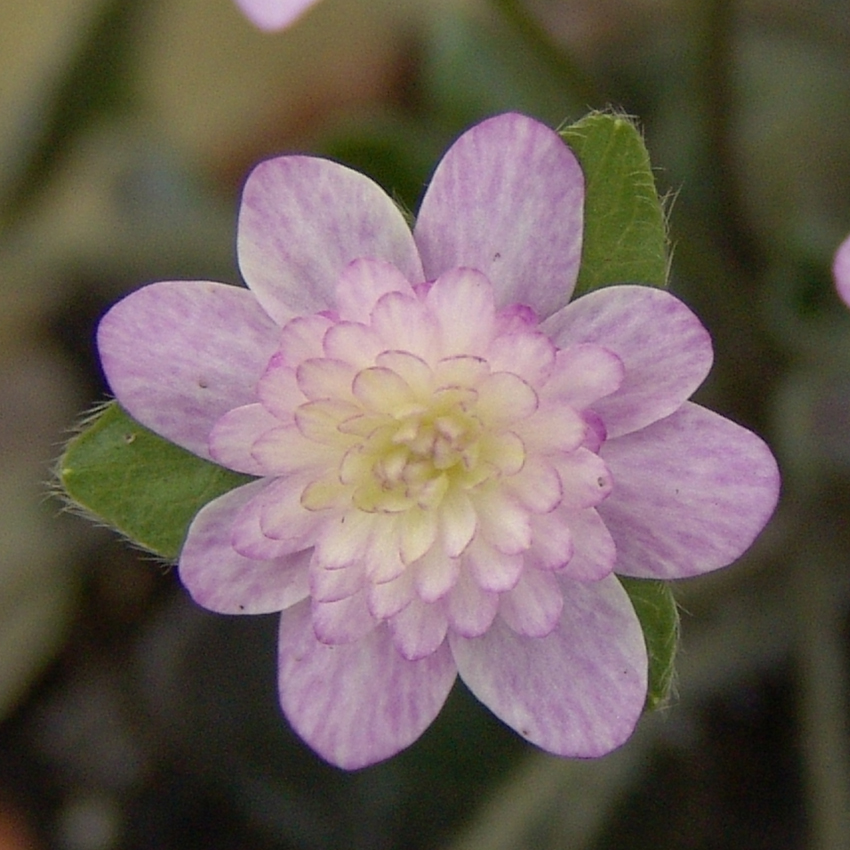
1, 0, 143, 227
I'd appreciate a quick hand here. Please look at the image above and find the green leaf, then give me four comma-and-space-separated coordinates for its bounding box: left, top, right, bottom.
58, 402, 254, 561
562, 112, 669, 296
619, 577, 679, 710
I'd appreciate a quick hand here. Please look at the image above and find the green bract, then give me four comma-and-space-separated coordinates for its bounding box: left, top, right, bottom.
561, 111, 669, 295
60, 402, 252, 561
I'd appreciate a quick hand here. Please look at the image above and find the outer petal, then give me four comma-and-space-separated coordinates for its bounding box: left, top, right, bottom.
542, 286, 713, 438
278, 601, 457, 769
238, 157, 423, 323
179, 480, 310, 614
414, 113, 584, 317
599, 402, 780, 579
451, 574, 647, 757
834, 233, 850, 307
98, 281, 279, 459
234, 0, 317, 30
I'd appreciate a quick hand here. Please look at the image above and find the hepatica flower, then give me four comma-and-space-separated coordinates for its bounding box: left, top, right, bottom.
97, 113, 779, 769
235, 0, 318, 29
834, 233, 850, 307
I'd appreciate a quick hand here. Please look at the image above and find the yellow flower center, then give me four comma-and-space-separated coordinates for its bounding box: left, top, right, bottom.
298, 356, 532, 519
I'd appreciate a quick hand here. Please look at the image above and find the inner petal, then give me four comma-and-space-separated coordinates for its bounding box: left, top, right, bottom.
352, 366, 417, 412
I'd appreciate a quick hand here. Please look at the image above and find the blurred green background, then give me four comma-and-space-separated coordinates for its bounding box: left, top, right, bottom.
2, 0, 850, 847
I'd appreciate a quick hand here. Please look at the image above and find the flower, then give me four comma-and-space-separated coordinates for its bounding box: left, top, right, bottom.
235, 0, 319, 30
834, 233, 850, 307
97, 113, 780, 769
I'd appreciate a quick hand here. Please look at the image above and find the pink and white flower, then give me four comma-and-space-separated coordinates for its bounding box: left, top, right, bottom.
97, 113, 780, 769
235, 0, 318, 30
834, 233, 850, 307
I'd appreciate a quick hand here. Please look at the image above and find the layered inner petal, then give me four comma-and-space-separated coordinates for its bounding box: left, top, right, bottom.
389, 597, 450, 661
335, 258, 416, 323
498, 569, 564, 638
208, 403, 281, 474
424, 267, 497, 358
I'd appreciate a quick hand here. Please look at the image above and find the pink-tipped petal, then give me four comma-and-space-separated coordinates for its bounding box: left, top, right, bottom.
556, 507, 616, 581
399, 509, 440, 566
309, 561, 366, 603
368, 570, 416, 620
507, 457, 563, 514
235, 0, 317, 30
97, 281, 279, 459
552, 448, 613, 509
599, 402, 780, 579
451, 575, 647, 757
314, 511, 379, 570
311, 589, 377, 645
296, 358, 356, 402
413, 548, 460, 603
278, 602, 456, 769
425, 268, 497, 357
543, 344, 625, 409
322, 321, 384, 368
389, 597, 449, 661
256, 362, 301, 420
230, 495, 308, 561
238, 157, 423, 324
465, 538, 524, 593
542, 286, 713, 438
255, 476, 328, 547
335, 258, 416, 323
209, 403, 281, 474
498, 569, 564, 637
362, 524, 407, 584
415, 113, 584, 317
439, 490, 477, 557
476, 372, 538, 426
475, 489, 533, 556
278, 314, 335, 367
834, 234, 850, 307
526, 510, 575, 572
485, 330, 557, 387
250, 424, 332, 476
446, 569, 500, 637
179, 480, 310, 614
370, 291, 440, 361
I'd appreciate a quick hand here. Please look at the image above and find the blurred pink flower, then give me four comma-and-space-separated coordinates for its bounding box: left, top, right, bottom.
98, 113, 780, 768
834, 234, 850, 307
235, 0, 319, 30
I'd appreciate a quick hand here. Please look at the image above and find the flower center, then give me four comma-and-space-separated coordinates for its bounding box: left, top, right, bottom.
349, 389, 492, 513
297, 354, 533, 519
